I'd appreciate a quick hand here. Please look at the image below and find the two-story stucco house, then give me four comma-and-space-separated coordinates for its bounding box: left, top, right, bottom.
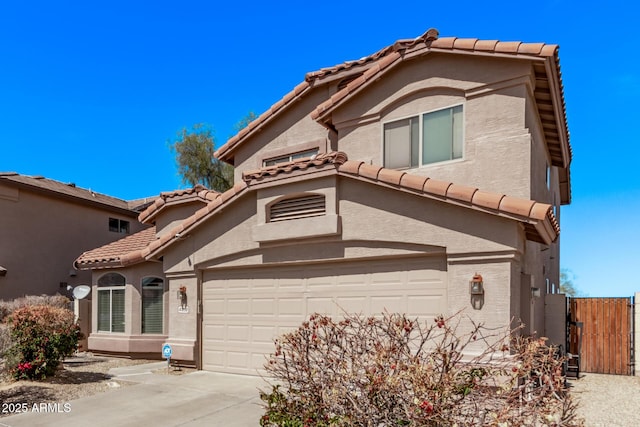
0, 172, 151, 300
0, 173, 152, 348
75, 28, 571, 374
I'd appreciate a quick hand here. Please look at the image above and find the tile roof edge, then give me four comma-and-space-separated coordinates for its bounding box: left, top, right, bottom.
0, 172, 134, 213
215, 81, 312, 161
138, 186, 219, 224
142, 181, 250, 261
241, 151, 348, 183
337, 164, 559, 244
73, 226, 157, 270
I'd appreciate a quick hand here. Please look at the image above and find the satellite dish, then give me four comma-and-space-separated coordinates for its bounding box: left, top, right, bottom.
72, 285, 91, 300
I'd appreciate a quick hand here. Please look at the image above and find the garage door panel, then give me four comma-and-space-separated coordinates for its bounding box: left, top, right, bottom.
252, 326, 277, 344
202, 257, 447, 375
370, 295, 404, 313
407, 294, 447, 317
204, 324, 226, 341
227, 299, 250, 315
307, 296, 336, 314
253, 298, 276, 315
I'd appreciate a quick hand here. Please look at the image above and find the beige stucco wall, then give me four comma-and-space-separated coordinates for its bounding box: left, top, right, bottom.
332, 56, 533, 200
0, 184, 145, 300
160, 175, 531, 359
163, 273, 199, 363
154, 201, 207, 238
88, 262, 167, 357
231, 88, 332, 182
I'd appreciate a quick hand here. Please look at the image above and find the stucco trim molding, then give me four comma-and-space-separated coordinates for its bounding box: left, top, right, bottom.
252, 214, 341, 243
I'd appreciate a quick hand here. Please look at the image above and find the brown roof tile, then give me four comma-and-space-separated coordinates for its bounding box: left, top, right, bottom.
471, 190, 505, 211
446, 184, 478, 204
399, 174, 428, 192
423, 179, 452, 197
215, 29, 570, 182
74, 226, 157, 269
215, 81, 312, 160
333, 153, 560, 244
0, 172, 137, 215
138, 184, 218, 224
241, 152, 348, 182
377, 168, 405, 186
140, 152, 560, 261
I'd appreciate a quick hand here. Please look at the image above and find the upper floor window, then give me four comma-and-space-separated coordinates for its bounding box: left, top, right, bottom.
383, 105, 463, 169
264, 149, 319, 167
109, 218, 130, 234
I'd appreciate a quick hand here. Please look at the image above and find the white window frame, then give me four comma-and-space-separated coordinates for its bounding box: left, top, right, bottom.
141, 277, 164, 334
97, 273, 126, 333
263, 149, 319, 167
382, 104, 464, 169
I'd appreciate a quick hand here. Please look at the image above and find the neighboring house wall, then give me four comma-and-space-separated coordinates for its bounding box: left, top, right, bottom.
0, 177, 146, 300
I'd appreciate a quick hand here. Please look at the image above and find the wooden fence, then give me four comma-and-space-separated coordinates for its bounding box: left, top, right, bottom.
569, 297, 633, 375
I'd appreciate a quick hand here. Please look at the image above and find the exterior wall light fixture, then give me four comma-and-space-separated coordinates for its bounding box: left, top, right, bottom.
470, 273, 484, 310
470, 273, 484, 295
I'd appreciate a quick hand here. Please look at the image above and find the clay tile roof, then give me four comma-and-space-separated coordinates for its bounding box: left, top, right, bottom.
337, 161, 560, 245
215, 28, 570, 181
241, 151, 348, 183
136, 151, 559, 262
138, 184, 219, 224
74, 226, 157, 270
0, 172, 136, 215
215, 81, 312, 161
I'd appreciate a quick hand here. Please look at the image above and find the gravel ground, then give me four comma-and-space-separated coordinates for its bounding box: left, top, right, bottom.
569, 373, 640, 427
0, 353, 190, 418
2, 353, 637, 425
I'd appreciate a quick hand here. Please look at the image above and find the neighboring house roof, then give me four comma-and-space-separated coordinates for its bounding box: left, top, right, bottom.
126, 152, 559, 265
74, 226, 157, 269
138, 184, 220, 224
215, 29, 571, 182
0, 172, 147, 216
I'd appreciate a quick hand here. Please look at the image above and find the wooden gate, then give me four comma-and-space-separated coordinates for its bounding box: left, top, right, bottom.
569, 297, 634, 375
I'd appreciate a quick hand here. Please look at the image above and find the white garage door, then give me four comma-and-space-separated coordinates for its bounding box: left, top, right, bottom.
201, 257, 447, 374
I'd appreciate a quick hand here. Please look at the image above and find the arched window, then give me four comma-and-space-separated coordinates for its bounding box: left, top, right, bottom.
142, 277, 164, 334
97, 273, 126, 333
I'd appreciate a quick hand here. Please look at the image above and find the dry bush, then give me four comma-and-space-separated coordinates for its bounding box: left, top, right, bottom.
260, 312, 583, 426
0, 294, 71, 322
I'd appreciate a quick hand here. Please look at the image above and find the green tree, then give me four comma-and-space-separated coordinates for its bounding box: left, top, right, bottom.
170, 123, 234, 192
559, 268, 582, 296
233, 111, 257, 134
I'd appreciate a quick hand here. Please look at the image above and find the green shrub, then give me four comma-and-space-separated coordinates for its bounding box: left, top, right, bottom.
5, 304, 80, 380
260, 312, 583, 426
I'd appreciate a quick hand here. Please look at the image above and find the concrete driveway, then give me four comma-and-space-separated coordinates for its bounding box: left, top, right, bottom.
0, 363, 264, 427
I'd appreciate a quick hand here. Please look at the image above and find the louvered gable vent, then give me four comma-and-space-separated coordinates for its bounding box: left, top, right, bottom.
269, 194, 326, 222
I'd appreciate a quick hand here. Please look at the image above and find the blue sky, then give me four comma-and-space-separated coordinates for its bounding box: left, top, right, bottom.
1, 1, 638, 297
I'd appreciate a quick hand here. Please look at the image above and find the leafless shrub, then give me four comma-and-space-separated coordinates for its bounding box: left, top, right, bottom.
0, 294, 71, 322
260, 312, 583, 426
